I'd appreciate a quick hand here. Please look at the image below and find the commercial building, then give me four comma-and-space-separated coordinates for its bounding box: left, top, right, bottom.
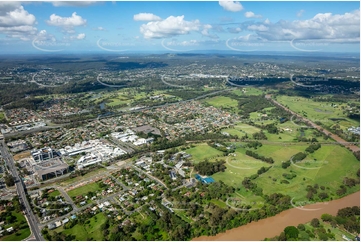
31, 147, 56, 162
33, 157, 69, 181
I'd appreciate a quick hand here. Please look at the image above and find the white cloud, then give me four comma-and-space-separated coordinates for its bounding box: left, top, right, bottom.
93, 26, 105, 31
219, 1, 243, 12
47, 12, 87, 27
134, 13, 161, 21
0, 5, 36, 27
164, 39, 199, 47
201, 24, 212, 36
140, 15, 201, 39
264, 18, 271, 24
0, 3, 37, 41
235, 34, 267, 42
0, 2, 21, 15
228, 27, 242, 33
76, 33, 85, 39
50, 1, 98, 7
245, 11, 262, 19
242, 9, 360, 43
297, 10, 305, 17
247, 24, 268, 31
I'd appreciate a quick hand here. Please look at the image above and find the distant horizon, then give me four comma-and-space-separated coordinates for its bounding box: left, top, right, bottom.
1, 50, 359, 59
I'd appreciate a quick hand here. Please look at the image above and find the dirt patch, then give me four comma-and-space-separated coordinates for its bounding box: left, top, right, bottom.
13, 151, 31, 161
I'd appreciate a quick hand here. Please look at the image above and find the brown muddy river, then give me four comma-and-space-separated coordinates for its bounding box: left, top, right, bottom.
193, 191, 360, 241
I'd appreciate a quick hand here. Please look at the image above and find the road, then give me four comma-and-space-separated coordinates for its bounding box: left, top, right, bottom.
265, 94, 360, 153
57, 186, 79, 212
0, 141, 44, 241
132, 165, 168, 189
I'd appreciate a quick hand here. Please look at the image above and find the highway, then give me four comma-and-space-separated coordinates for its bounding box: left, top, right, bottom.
0, 141, 44, 241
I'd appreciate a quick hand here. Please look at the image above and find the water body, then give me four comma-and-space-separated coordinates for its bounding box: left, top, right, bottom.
193, 191, 360, 241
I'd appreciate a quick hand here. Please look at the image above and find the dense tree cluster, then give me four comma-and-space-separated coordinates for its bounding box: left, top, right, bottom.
246, 141, 263, 149
151, 138, 186, 151
237, 96, 272, 116
252, 131, 268, 140
4, 172, 15, 187
305, 143, 321, 153
292, 152, 307, 162
245, 150, 274, 164
194, 160, 226, 176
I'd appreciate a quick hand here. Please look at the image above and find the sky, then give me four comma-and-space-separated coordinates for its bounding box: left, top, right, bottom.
0, 1, 360, 54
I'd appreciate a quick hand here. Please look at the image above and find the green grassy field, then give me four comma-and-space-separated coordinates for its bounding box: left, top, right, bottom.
1, 228, 30, 241
212, 148, 269, 188
106, 96, 129, 106
48, 190, 60, 198
205, 96, 238, 109
173, 210, 193, 223
232, 87, 265, 96
235, 123, 261, 134
221, 128, 246, 138
56, 212, 107, 240
185, 143, 223, 163
222, 123, 261, 138
67, 182, 102, 199
275, 95, 359, 130
254, 144, 360, 199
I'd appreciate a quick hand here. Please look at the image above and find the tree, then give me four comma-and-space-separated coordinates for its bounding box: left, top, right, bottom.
299, 231, 310, 240
297, 224, 306, 231
321, 214, 333, 222
4, 173, 15, 187
284, 226, 299, 240
318, 232, 328, 241
306, 191, 314, 200
318, 192, 329, 200
278, 232, 286, 241
311, 218, 320, 227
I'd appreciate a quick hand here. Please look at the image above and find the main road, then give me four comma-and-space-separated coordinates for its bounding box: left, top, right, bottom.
0, 141, 44, 241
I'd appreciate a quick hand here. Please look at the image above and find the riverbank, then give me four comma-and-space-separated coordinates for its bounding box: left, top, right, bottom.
193, 191, 360, 241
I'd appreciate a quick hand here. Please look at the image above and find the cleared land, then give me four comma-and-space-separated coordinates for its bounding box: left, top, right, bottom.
67, 182, 102, 198
13, 151, 31, 161
186, 143, 223, 163
204, 96, 238, 109
59, 167, 107, 186
232, 88, 264, 96
221, 123, 261, 138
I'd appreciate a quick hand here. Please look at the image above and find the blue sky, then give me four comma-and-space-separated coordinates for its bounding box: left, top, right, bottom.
0, 1, 359, 53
